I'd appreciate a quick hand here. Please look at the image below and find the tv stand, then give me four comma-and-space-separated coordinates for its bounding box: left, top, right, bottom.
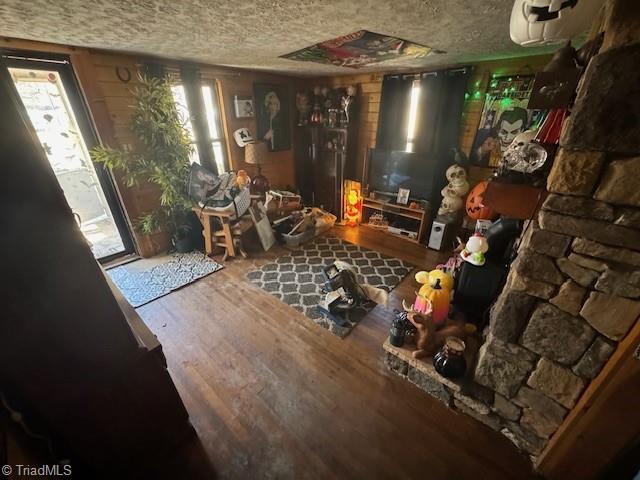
361, 196, 430, 244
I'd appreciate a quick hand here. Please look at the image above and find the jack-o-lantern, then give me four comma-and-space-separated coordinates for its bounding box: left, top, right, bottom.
466, 181, 497, 220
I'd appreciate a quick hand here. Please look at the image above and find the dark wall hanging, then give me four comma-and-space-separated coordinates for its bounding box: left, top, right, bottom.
253, 83, 291, 152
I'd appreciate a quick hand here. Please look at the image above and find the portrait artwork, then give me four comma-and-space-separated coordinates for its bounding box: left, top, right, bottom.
253, 83, 291, 152
470, 75, 545, 167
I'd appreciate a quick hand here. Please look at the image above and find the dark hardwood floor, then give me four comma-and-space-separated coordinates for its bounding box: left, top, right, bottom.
137, 226, 533, 479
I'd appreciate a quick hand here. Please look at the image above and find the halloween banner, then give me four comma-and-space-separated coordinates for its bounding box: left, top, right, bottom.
470, 75, 546, 167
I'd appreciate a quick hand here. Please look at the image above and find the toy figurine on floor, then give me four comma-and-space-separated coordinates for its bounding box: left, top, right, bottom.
406, 307, 476, 359
406, 303, 436, 359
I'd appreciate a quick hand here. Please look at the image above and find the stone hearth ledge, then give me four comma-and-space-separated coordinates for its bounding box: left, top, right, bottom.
383, 336, 502, 431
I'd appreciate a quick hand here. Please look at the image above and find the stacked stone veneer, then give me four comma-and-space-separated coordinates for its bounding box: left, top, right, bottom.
385, 37, 640, 462
473, 40, 640, 459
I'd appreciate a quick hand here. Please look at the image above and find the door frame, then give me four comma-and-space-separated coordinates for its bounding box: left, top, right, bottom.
2, 50, 136, 263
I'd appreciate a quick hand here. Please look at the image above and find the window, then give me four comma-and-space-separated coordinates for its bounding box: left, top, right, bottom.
405, 79, 421, 153
170, 84, 200, 165
170, 79, 228, 173
201, 84, 227, 174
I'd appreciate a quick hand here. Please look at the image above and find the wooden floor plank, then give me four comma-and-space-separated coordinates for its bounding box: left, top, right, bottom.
138, 226, 533, 479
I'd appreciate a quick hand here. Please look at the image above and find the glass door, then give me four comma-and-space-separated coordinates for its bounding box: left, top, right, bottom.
4, 54, 134, 262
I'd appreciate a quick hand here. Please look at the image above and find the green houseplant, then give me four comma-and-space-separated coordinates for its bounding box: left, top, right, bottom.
90, 75, 194, 252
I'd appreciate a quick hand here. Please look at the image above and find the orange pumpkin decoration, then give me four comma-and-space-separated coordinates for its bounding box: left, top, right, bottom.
466, 181, 497, 220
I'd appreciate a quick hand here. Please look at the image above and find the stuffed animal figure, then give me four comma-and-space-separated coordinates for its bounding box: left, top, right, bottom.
236, 170, 251, 189
407, 309, 476, 359
407, 310, 436, 359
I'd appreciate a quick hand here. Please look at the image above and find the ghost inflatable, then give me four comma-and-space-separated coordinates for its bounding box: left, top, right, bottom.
510, 0, 603, 46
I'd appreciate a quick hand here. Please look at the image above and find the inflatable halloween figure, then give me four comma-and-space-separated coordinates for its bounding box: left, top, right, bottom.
405, 269, 453, 325
344, 188, 361, 227
510, 0, 602, 47
461, 233, 490, 266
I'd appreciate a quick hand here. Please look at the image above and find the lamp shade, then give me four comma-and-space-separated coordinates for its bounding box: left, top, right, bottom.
244, 141, 268, 166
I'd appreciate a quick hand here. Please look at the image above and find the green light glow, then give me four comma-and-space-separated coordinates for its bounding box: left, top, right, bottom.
500, 97, 513, 108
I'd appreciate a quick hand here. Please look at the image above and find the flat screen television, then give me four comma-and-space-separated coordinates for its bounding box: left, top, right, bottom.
368, 148, 443, 201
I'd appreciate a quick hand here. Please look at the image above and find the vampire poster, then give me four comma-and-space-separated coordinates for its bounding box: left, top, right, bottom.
280, 30, 432, 69
470, 75, 546, 167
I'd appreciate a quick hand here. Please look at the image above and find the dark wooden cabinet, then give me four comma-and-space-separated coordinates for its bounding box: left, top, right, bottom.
294, 124, 358, 221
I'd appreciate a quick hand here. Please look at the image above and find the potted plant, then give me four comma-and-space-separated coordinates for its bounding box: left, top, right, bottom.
90, 75, 194, 253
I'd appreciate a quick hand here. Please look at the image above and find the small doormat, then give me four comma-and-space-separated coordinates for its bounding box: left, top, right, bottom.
246, 236, 413, 337
107, 252, 223, 307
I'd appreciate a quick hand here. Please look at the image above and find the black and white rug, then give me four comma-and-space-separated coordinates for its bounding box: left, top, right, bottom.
246, 236, 413, 337
107, 252, 223, 307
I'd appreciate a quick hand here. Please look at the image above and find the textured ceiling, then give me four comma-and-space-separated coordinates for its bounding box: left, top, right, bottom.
0, 0, 556, 76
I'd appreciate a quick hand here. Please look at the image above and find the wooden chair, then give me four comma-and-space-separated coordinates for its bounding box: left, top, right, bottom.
212, 217, 253, 261
193, 207, 254, 260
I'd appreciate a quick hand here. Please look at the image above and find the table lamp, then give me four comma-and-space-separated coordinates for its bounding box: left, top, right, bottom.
244, 141, 270, 194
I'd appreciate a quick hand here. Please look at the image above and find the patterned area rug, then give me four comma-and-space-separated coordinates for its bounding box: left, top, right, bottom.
247, 236, 413, 337
107, 252, 223, 307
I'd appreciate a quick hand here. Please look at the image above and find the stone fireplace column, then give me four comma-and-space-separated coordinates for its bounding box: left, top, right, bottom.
473, 0, 640, 461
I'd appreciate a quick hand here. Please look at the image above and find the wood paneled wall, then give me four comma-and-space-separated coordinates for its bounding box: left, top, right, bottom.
318, 73, 383, 182
216, 71, 297, 189
317, 54, 551, 187
1, 37, 170, 257
72, 50, 170, 257
3, 36, 550, 256
2, 37, 299, 257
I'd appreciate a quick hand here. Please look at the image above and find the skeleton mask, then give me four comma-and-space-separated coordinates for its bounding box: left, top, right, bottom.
445, 165, 467, 184
510, 0, 602, 46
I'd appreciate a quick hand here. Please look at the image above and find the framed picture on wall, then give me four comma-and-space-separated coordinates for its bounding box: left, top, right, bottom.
234, 96, 254, 118
469, 75, 545, 168
253, 83, 291, 152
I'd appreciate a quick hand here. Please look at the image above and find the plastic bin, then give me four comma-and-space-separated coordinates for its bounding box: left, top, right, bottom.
282, 228, 315, 247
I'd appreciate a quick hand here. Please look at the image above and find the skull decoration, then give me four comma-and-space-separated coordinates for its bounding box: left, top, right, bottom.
501, 130, 548, 173
510, 0, 602, 47
445, 164, 467, 185
441, 181, 470, 198
438, 195, 463, 216
438, 164, 469, 217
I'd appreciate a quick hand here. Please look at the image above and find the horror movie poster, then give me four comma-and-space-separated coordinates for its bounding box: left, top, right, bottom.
280, 30, 432, 69
470, 75, 546, 167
